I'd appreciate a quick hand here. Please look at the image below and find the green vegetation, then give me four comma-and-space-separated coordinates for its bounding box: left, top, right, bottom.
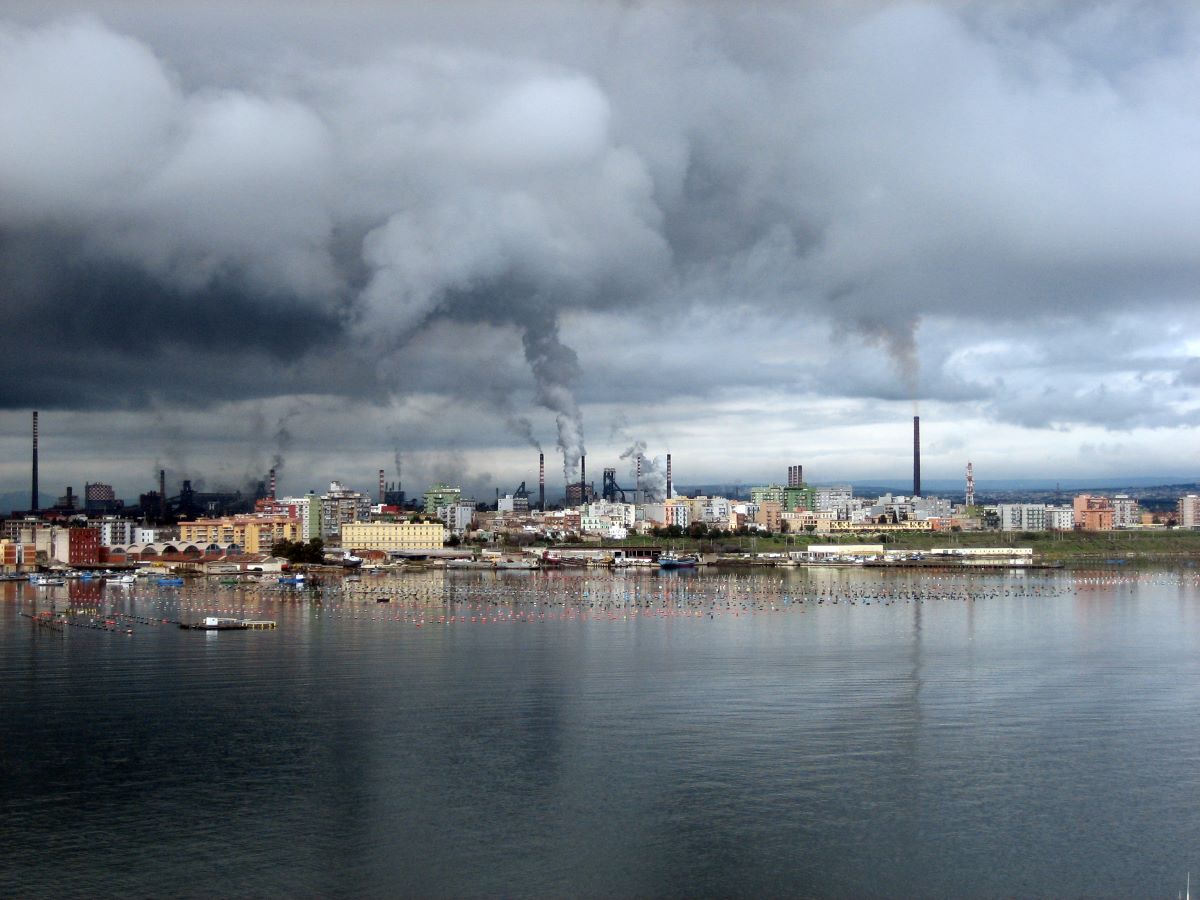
272, 538, 325, 564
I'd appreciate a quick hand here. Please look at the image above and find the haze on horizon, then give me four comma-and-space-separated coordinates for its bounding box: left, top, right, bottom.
2, 0, 1199, 503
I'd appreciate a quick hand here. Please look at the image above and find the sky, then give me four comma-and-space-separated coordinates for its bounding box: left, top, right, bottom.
2, 0, 1200, 505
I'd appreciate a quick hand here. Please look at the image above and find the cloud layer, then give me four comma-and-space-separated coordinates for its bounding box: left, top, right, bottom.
2, 2, 1200, 497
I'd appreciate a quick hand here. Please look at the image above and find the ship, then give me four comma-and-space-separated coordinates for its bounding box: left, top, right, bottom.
658, 553, 699, 570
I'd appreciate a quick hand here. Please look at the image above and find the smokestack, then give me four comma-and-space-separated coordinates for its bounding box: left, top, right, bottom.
913, 416, 922, 498
31, 411, 38, 512
636, 453, 643, 503
539, 452, 545, 511
666, 453, 673, 500
159, 469, 167, 519
580, 455, 586, 500
379, 468, 386, 504
269, 468, 277, 501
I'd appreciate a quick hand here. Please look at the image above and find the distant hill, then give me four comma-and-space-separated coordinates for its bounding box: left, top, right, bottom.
0, 492, 43, 516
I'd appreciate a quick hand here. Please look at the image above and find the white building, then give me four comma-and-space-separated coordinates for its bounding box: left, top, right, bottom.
93, 516, 137, 546
1179, 495, 1200, 528
1045, 505, 1075, 531
813, 485, 854, 518
1112, 495, 1140, 528
438, 502, 477, 535
997, 504, 1047, 531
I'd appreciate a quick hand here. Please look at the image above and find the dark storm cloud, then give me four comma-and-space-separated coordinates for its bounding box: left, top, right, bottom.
2, 0, 1200, 493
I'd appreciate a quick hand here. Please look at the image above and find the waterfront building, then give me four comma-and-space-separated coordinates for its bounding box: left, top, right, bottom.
320, 481, 372, 539
50, 526, 100, 566
340, 521, 445, 553
179, 516, 299, 553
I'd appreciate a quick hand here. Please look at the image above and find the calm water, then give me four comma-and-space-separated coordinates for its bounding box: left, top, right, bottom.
3, 567, 1200, 898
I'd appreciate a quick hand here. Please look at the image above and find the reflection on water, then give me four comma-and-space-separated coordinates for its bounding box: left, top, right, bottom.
3, 568, 1200, 898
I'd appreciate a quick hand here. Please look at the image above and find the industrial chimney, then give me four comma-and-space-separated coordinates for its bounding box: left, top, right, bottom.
580, 455, 586, 501
636, 453, 643, 503
913, 416, 922, 498
538, 452, 545, 511
31, 411, 38, 512
666, 453, 673, 500
269, 468, 277, 501
159, 469, 167, 519
379, 469, 386, 504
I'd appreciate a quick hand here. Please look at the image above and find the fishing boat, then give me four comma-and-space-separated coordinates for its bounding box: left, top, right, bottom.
106, 573, 137, 584
30, 575, 66, 586
156, 577, 185, 586
658, 553, 699, 570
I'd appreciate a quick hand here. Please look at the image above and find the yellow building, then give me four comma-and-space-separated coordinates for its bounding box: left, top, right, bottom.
340, 521, 446, 552
179, 516, 299, 553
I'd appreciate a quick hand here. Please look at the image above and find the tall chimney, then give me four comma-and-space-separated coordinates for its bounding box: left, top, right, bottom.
913, 416, 922, 498
159, 469, 167, 519
269, 468, 277, 501
666, 453, 673, 500
580, 455, 586, 501
379, 468, 386, 504
538, 452, 545, 511
31, 411, 38, 512
636, 453, 643, 503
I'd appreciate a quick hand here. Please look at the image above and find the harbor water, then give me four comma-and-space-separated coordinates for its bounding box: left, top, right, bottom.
4, 567, 1200, 898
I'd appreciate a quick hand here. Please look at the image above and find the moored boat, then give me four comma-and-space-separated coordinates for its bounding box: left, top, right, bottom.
658, 553, 699, 570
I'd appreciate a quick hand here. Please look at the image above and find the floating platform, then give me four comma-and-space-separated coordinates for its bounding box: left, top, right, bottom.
181, 617, 277, 631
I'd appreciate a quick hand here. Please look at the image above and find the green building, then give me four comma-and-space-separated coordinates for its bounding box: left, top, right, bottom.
423, 482, 462, 515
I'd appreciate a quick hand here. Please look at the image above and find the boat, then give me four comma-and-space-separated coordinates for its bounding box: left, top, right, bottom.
156, 577, 185, 586
30, 575, 66, 586
658, 553, 699, 570
278, 574, 307, 585
495, 558, 539, 570
106, 573, 136, 584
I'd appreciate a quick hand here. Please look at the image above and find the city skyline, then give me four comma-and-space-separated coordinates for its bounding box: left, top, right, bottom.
3, 2, 1200, 498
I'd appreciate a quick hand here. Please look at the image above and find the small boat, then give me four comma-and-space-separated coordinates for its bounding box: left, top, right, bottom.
106, 573, 136, 584
278, 574, 307, 584
495, 558, 539, 570
30, 575, 66, 586
658, 553, 699, 570
156, 577, 185, 586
